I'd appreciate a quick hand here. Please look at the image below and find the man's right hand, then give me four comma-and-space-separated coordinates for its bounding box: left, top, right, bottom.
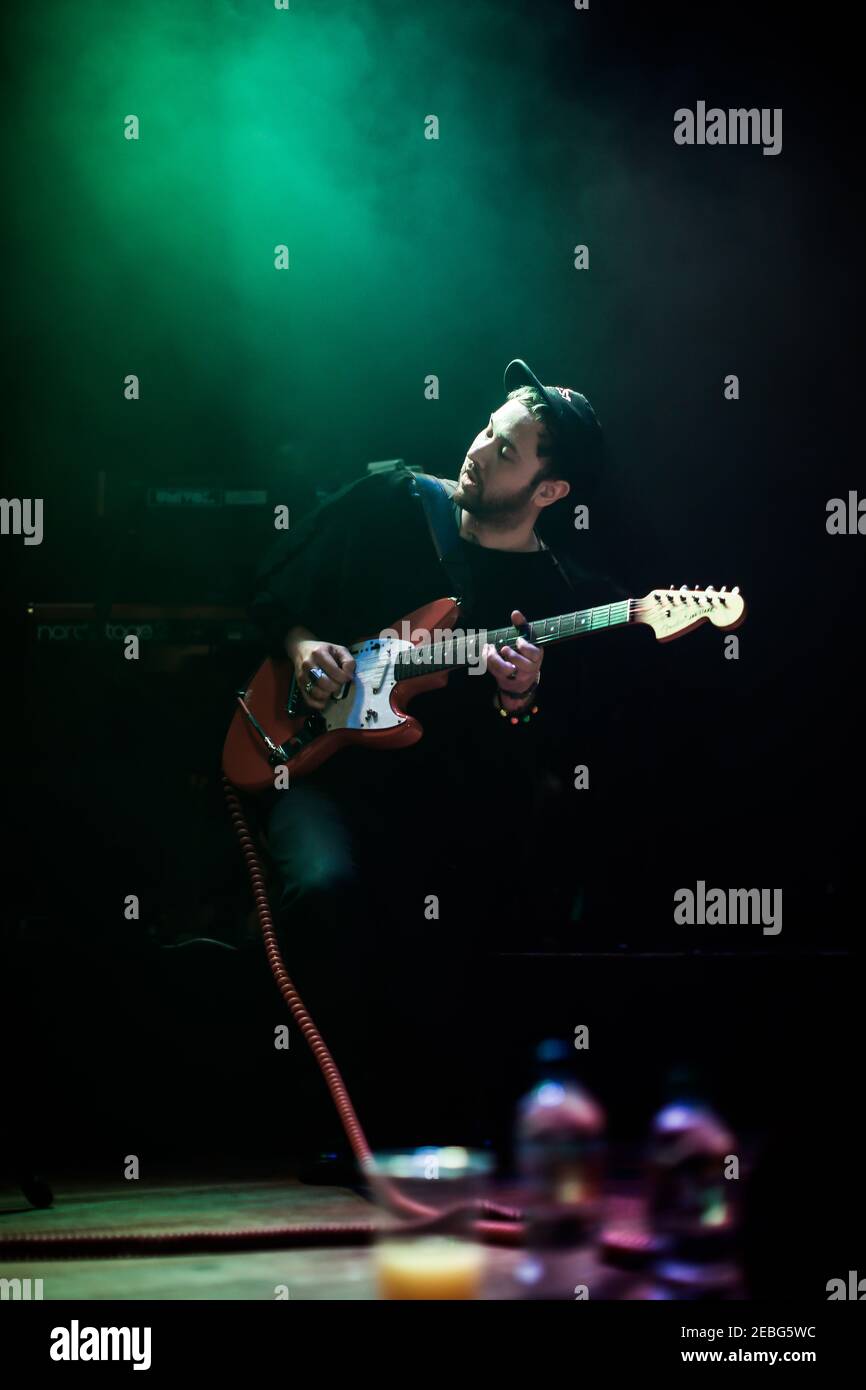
288, 637, 356, 712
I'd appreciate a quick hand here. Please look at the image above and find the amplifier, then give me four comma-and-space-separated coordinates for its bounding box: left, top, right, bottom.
26, 602, 258, 648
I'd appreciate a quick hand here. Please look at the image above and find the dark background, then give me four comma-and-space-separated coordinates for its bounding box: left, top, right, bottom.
2, 0, 861, 1297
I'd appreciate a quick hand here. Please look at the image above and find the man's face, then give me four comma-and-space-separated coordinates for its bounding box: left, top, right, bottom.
454, 399, 565, 523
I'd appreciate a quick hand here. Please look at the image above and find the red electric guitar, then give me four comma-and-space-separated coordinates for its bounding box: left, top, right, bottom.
222, 585, 746, 793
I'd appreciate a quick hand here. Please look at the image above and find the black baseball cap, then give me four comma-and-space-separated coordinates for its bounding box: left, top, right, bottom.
503, 358, 604, 491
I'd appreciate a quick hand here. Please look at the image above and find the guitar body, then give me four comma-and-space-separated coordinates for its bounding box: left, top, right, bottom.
222, 597, 460, 792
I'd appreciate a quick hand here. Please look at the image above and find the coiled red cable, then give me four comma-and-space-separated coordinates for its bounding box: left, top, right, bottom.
0, 776, 525, 1259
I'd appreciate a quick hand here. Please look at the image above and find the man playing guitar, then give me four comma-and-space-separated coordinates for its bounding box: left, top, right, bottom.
247, 358, 609, 1149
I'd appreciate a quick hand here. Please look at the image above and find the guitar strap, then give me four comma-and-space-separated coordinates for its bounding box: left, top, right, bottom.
407, 470, 474, 610
407, 468, 579, 608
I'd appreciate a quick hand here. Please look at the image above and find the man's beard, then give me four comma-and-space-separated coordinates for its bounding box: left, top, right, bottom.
456, 475, 541, 527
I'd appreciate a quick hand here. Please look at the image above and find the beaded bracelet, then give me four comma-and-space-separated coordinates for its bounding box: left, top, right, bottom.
499, 700, 540, 725
496, 684, 541, 725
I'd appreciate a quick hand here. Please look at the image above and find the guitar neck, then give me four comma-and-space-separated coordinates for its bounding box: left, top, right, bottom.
489, 599, 633, 650
395, 599, 634, 675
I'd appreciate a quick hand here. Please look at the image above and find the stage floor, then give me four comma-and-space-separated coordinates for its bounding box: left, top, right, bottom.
0, 1167, 542, 1300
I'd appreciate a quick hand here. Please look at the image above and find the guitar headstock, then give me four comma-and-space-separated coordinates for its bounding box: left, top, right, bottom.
633, 585, 747, 642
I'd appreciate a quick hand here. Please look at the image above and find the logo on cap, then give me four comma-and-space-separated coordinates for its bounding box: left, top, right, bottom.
553, 387, 574, 403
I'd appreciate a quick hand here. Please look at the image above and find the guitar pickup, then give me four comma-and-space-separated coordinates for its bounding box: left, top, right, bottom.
286, 674, 303, 715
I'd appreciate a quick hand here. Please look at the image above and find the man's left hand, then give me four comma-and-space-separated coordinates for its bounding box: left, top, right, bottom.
483, 608, 543, 697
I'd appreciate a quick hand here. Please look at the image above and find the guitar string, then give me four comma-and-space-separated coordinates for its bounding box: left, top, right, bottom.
295, 584, 740, 685
347, 603, 735, 675
347, 603, 634, 674
331, 616, 732, 683
355, 598, 734, 662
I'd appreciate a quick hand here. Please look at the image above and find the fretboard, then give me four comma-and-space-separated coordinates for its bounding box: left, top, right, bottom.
393, 599, 633, 676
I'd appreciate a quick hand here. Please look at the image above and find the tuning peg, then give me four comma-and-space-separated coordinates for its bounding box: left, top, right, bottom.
706, 585, 715, 593
719, 585, 727, 594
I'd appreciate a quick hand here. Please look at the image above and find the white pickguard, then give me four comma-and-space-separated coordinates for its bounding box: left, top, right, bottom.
322, 637, 415, 733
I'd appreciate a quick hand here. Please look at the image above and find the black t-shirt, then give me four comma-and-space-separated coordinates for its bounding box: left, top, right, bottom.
248, 467, 608, 804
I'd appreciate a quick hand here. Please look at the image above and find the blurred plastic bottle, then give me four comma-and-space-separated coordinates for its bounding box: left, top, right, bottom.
643, 1084, 744, 1300
512, 1039, 606, 1299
